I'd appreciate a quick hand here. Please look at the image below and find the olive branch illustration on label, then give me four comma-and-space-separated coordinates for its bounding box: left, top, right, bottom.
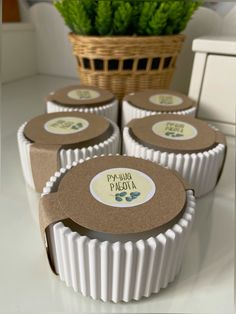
165, 131, 184, 138
114, 191, 141, 202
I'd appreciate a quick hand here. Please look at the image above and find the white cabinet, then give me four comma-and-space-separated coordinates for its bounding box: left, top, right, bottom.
189, 37, 236, 135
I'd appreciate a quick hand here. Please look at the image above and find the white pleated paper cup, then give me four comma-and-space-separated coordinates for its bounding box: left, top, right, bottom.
122, 100, 196, 127
17, 113, 120, 192
40, 155, 196, 303
122, 90, 197, 127
47, 99, 119, 123
46, 85, 118, 123
123, 115, 226, 197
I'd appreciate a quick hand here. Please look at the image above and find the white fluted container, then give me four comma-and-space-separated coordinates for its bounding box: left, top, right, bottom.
123, 121, 226, 197
17, 119, 120, 191
122, 99, 196, 127
42, 158, 195, 303
122, 90, 197, 127
46, 85, 119, 122
47, 99, 119, 122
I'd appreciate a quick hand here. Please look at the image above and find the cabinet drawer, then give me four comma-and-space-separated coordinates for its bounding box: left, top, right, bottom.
198, 54, 236, 125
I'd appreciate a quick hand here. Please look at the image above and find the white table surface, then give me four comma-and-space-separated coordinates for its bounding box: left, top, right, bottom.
1, 75, 234, 314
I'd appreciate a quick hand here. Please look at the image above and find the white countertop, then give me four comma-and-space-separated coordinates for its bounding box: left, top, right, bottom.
1, 75, 234, 314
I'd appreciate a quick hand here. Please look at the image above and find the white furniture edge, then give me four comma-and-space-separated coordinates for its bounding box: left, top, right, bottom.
189, 37, 236, 136
192, 36, 236, 55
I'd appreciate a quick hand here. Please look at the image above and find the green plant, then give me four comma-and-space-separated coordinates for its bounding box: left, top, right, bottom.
54, 0, 201, 36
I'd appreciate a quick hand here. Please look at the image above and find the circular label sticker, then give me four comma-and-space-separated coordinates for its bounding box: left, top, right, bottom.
67, 89, 100, 100
90, 168, 156, 208
152, 120, 198, 140
149, 94, 183, 106
44, 117, 89, 135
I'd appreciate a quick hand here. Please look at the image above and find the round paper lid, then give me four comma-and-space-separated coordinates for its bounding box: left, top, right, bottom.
124, 89, 196, 112
128, 114, 220, 153
47, 85, 115, 107
24, 112, 111, 146
57, 155, 187, 234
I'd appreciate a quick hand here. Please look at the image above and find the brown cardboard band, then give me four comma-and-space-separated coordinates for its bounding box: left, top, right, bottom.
124, 89, 196, 112
215, 131, 227, 184
39, 193, 68, 275
128, 114, 218, 154
30, 144, 61, 193
58, 208, 186, 241
25, 112, 114, 193
46, 85, 115, 107
61, 123, 114, 150
39, 156, 189, 236
39, 193, 67, 237
57, 156, 187, 234
127, 118, 138, 129
39, 193, 187, 247
24, 112, 111, 146
38, 156, 192, 275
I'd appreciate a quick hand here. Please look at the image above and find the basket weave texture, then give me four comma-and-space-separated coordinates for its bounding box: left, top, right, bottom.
69, 34, 185, 100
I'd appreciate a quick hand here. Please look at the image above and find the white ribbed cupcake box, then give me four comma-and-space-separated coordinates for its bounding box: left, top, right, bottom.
123, 115, 226, 197
17, 112, 120, 192
46, 85, 118, 123
40, 155, 196, 303
122, 89, 197, 127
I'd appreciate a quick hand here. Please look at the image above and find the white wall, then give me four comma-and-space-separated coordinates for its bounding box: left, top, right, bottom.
2, 23, 37, 83
30, 3, 77, 79
18, 0, 31, 22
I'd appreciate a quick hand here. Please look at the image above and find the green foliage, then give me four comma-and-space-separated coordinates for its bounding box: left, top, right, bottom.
147, 2, 169, 35
55, 0, 93, 34
113, 2, 133, 35
137, 1, 158, 35
95, 1, 112, 35
54, 0, 202, 36
165, 1, 186, 35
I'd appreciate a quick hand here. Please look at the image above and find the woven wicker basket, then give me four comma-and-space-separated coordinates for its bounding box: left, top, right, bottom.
69, 34, 185, 100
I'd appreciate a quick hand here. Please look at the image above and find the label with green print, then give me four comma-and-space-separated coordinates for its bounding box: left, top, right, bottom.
67, 89, 100, 100
149, 94, 183, 106
90, 168, 156, 207
152, 120, 198, 140
44, 117, 89, 135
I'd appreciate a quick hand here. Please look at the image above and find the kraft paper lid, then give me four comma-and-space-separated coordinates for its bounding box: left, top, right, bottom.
46, 85, 115, 107
124, 89, 196, 112
24, 112, 111, 147
128, 114, 225, 154
40, 155, 189, 235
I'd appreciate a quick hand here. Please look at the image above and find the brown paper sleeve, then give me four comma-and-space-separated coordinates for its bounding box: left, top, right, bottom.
123, 88, 194, 112
126, 119, 139, 129
45, 85, 115, 107
39, 193, 68, 274
215, 131, 227, 184
46, 94, 55, 102
30, 143, 61, 193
